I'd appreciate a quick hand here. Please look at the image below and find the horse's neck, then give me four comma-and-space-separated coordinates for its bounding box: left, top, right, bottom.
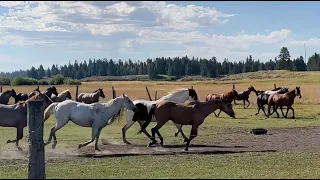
101, 98, 122, 118
197, 101, 219, 118
93, 92, 100, 98
288, 91, 296, 100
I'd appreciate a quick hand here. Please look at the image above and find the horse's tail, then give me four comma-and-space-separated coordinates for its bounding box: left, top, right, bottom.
108, 109, 124, 125
138, 104, 156, 134
44, 102, 59, 122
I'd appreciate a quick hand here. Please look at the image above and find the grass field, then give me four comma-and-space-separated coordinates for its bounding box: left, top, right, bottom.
1, 70, 320, 179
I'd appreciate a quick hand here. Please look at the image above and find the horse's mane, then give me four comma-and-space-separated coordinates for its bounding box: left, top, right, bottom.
93, 89, 100, 93
159, 88, 189, 100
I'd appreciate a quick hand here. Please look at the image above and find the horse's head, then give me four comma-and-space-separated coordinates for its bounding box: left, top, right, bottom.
188, 88, 199, 101
10, 89, 17, 98
66, 90, 72, 99
51, 86, 58, 96
121, 94, 138, 112
98, 88, 105, 98
295, 86, 302, 99
217, 99, 235, 118
248, 86, 257, 93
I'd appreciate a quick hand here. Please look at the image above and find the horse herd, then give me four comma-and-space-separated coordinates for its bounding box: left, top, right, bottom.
0, 85, 302, 152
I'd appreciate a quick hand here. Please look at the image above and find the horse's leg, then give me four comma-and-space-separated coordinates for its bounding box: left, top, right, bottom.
216, 109, 222, 117
173, 123, 188, 143
273, 105, 280, 118
243, 100, 246, 109
78, 127, 100, 149
262, 106, 269, 117
137, 120, 153, 140
246, 99, 250, 108
148, 121, 166, 147
122, 120, 136, 144
290, 107, 295, 119
213, 111, 219, 117
280, 106, 286, 117
185, 126, 199, 151
174, 124, 182, 137
94, 128, 103, 151
7, 127, 23, 151
45, 119, 68, 149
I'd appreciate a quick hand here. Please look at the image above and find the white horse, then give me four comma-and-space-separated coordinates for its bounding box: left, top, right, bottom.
43, 94, 138, 151
122, 88, 199, 144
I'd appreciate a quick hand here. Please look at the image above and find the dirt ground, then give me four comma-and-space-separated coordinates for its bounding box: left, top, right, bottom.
1, 126, 319, 161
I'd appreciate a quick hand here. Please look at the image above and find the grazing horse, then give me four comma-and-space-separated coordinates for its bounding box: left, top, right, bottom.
267, 86, 301, 119
51, 90, 72, 102
0, 90, 53, 150
255, 87, 289, 117
28, 86, 58, 99
14, 93, 29, 103
0, 89, 17, 104
77, 88, 105, 104
205, 89, 239, 117
145, 99, 235, 151
234, 86, 257, 109
121, 88, 199, 145
43, 94, 138, 151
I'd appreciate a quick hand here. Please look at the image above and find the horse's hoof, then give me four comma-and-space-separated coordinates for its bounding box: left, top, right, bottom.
184, 148, 189, 152
147, 142, 155, 147
6, 140, 10, 144
52, 144, 56, 149
95, 148, 101, 152
174, 132, 179, 137
123, 140, 131, 145
16, 146, 23, 151
44, 141, 51, 146
160, 142, 164, 147
78, 144, 83, 149
183, 138, 188, 143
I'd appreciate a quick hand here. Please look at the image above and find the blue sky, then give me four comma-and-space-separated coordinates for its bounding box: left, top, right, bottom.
0, 1, 319, 72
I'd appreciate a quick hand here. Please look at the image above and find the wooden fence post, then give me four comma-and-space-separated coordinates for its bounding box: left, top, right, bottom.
112, 86, 116, 98
37, 85, 40, 90
0, 86, 2, 93
232, 84, 235, 90
232, 84, 236, 104
145, 87, 152, 101
154, 91, 157, 101
191, 86, 193, 89
274, 84, 277, 89
75, 86, 79, 101
27, 100, 45, 179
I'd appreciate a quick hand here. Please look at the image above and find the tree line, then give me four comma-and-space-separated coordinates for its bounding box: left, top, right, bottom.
1, 47, 319, 80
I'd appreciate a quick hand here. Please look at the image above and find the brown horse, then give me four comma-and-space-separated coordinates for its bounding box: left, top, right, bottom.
205, 89, 239, 117
77, 88, 105, 104
267, 86, 301, 119
51, 90, 72, 102
0, 90, 53, 150
145, 99, 235, 151
234, 85, 257, 109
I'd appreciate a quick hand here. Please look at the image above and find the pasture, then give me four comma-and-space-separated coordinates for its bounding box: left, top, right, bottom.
1, 70, 320, 178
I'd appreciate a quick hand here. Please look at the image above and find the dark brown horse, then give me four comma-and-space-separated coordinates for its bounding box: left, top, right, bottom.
144, 99, 235, 151
0, 90, 53, 150
205, 89, 239, 117
77, 88, 105, 104
234, 86, 257, 109
267, 86, 301, 119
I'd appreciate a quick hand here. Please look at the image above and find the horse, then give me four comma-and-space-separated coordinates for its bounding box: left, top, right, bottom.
144, 98, 235, 151
234, 86, 257, 109
205, 89, 239, 117
267, 86, 301, 119
0, 90, 53, 150
121, 88, 199, 145
14, 93, 29, 103
0, 89, 17, 104
77, 88, 105, 104
28, 86, 58, 99
51, 90, 72, 102
43, 94, 138, 151
255, 87, 289, 117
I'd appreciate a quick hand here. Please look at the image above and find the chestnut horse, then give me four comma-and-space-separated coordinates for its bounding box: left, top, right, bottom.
51, 90, 72, 102
205, 89, 239, 117
267, 86, 301, 119
77, 88, 105, 104
144, 99, 235, 151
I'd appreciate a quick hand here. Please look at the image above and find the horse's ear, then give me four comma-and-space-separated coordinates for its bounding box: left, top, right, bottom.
122, 93, 125, 97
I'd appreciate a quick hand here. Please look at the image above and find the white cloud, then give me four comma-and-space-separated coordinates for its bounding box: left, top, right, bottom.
0, 1, 319, 64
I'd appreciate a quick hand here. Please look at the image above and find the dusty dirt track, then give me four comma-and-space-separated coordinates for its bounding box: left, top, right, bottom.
1, 126, 319, 160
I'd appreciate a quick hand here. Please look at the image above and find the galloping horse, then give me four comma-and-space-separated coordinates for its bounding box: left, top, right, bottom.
43, 94, 138, 151
122, 88, 199, 145
267, 86, 301, 119
205, 89, 239, 117
0, 90, 53, 150
28, 86, 58, 99
51, 90, 72, 102
234, 86, 257, 109
255, 87, 289, 117
144, 99, 235, 151
0, 89, 17, 104
77, 88, 105, 104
